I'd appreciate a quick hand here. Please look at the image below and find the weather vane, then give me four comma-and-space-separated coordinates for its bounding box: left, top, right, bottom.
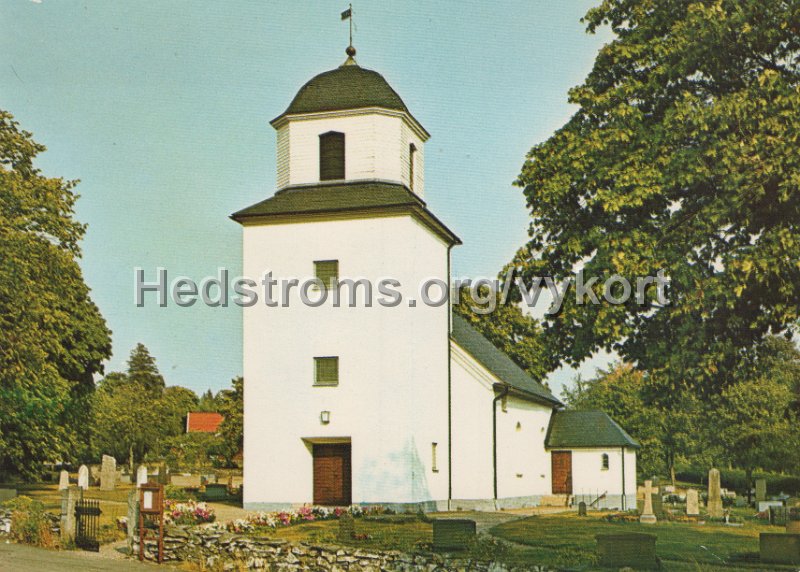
341, 4, 355, 57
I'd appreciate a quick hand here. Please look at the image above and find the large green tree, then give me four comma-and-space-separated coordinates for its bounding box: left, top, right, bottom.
563, 363, 705, 482
708, 375, 800, 494
0, 111, 111, 478
514, 0, 800, 390
92, 344, 194, 467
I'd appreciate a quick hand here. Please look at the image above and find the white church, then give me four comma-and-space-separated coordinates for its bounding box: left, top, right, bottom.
233, 47, 638, 512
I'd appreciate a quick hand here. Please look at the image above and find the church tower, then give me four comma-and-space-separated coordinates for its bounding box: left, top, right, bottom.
233, 48, 460, 510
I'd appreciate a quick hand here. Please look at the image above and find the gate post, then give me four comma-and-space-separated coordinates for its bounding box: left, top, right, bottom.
126, 488, 139, 555
60, 485, 81, 545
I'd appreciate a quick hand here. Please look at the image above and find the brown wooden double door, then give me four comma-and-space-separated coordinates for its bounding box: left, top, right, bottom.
551, 451, 573, 494
312, 443, 352, 506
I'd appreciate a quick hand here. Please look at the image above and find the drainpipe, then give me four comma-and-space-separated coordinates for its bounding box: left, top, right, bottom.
493, 385, 510, 501
447, 244, 453, 510
621, 446, 626, 510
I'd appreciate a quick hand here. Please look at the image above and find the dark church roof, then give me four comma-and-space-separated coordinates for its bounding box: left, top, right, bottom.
545, 410, 640, 449
451, 314, 561, 406
272, 62, 425, 133
231, 180, 460, 245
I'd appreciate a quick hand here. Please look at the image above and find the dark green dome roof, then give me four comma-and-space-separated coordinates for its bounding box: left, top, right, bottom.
279, 62, 410, 118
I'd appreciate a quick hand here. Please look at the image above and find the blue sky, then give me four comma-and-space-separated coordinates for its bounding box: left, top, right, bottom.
1, 1, 612, 396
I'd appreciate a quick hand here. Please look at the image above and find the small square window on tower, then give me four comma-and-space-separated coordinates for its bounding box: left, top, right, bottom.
314, 356, 339, 386
601, 453, 610, 470
314, 260, 339, 290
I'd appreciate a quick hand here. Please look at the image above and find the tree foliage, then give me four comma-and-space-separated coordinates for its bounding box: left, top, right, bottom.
0, 110, 111, 478
567, 336, 800, 482
127, 343, 165, 396
217, 377, 243, 463
93, 344, 191, 466
514, 0, 800, 390
454, 286, 557, 383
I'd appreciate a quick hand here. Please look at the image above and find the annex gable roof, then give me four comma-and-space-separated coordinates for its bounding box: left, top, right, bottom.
545, 410, 640, 449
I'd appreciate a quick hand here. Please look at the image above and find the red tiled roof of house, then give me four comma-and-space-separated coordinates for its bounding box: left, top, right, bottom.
186, 412, 224, 433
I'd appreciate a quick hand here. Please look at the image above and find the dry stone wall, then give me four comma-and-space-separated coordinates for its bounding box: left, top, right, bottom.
136, 526, 542, 571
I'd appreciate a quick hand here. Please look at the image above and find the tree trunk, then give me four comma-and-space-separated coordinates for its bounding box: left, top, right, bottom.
129, 445, 134, 472
670, 464, 676, 488
746, 467, 753, 506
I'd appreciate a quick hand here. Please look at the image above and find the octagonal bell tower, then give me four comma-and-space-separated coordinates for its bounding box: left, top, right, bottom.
270, 51, 428, 196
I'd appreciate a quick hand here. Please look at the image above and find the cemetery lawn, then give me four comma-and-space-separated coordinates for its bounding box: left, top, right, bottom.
490, 512, 780, 570
272, 515, 432, 552
14, 483, 129, 543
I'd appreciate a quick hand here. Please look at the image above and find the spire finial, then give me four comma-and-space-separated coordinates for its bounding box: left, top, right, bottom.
341, 4, 355, 57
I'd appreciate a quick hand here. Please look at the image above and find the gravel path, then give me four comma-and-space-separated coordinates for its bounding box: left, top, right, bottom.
0, 541, 178, 571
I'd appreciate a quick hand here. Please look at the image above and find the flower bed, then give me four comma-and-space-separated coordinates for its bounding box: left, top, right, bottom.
164, 500, 216, 525
217, 505, 394, 534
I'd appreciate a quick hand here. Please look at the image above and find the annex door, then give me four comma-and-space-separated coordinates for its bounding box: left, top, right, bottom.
551, 451, 573, 494
313, 443, 352, 506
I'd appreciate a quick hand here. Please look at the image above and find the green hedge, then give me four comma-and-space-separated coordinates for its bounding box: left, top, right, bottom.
676, 468, 800, 495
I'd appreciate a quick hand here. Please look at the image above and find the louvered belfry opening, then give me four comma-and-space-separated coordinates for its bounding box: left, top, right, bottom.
319, 131, 345, 180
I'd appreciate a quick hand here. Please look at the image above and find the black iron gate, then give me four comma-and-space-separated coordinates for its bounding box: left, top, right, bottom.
75, 498, 101, 552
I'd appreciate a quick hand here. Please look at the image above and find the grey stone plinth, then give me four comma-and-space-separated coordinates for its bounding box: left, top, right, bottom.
761, 533, 800, 565
596, 532, 658, 569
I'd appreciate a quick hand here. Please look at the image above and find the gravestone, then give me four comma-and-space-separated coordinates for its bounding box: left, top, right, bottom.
755, 479, 767, 502
100, 455, 117, 491
686, 489, 700, 516
707, 468, 723, 518
761, 533, 800, 565
337, 512, 355, 542
596, 533, 658, 569
432, 519, 476, 551
58, 470, 69, 491
78, 465, 89, 490
578, 501, 587, 517
136, 465, 148, 488
639, 480, 657, 524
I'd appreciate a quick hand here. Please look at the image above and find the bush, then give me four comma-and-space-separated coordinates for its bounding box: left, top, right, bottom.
3, 496, 53, 547
165, 485, 196, 502
466, 534, 510, 563
676, 468, 800, 496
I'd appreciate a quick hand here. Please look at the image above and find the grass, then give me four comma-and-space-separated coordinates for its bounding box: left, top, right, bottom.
489, 511, 789, 570
13, 482, 129, 543
271, 515, 433, 552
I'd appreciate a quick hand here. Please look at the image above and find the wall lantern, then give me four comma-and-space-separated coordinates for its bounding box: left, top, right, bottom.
320, 411, 331, 424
